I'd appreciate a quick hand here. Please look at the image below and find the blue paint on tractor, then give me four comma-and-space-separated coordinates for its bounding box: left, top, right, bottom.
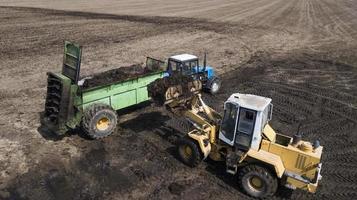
164, 65, 215, 80
192, 66, 214, 79
163, 72, 170, 77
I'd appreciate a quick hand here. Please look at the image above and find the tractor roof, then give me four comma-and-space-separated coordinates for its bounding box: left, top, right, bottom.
227, 93, 272, 111
169, 54, 198, 62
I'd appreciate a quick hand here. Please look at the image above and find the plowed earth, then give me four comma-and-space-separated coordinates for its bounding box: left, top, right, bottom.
0, 2, 357, 200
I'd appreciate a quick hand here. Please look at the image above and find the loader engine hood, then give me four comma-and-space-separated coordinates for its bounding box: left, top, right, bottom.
261, 124, 323, 193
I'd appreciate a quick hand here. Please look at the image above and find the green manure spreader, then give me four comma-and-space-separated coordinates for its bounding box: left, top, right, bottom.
41, 41, 165, 139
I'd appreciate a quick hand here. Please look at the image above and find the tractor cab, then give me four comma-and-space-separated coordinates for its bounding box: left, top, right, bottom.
166, 54, 220, 94
167, 54, 208, 76
219, 93, 273, 151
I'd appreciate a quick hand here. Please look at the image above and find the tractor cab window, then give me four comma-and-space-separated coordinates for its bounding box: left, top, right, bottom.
190, 60, 199, 73
168, 60, 178, 72
190, 60, 198, 69
220, 102, 238, 142
181, 62, 191, 74
235, 108, 256, 150
182, 60, 198, 74
168, 59, 199, 75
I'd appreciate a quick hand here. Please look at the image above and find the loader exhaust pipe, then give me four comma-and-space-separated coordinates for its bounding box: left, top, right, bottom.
292, 123, 302, 146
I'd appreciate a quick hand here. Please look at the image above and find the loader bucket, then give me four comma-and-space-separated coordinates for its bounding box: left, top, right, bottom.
148, 74, 202, 105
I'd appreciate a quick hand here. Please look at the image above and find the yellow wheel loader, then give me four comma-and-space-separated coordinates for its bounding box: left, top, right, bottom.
148, 81, 323, 198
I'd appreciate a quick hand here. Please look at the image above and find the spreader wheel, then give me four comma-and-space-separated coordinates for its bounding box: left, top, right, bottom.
82, 104, 118, 139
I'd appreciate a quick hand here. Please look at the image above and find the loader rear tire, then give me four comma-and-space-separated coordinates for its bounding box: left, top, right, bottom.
82, 104, 118, 139
177, 137, 202, 167
238, 164, 278, 198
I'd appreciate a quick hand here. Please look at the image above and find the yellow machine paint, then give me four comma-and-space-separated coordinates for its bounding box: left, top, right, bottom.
163, 92, 323, 197
258, 124, 322, 192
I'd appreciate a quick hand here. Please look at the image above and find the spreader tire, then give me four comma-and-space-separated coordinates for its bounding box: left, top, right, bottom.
82, 104, 118, 139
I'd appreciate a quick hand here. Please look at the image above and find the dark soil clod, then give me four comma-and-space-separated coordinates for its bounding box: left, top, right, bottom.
82, 64, 157, 89
148, 74, 198, 105
168, 182, 186, 195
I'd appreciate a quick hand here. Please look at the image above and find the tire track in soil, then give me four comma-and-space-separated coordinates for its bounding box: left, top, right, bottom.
203, 53, 357, 199
1, 4, 357, 200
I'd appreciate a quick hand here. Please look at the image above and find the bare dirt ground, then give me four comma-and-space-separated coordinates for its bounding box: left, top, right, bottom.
0, 0, 357, 199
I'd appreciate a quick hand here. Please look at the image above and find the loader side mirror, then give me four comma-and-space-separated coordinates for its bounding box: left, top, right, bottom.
269, 104, 273, 121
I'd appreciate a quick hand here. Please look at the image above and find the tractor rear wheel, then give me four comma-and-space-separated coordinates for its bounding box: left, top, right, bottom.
238, 164, 278, 198
177, 137, 202, 167
82, 104, 118, 139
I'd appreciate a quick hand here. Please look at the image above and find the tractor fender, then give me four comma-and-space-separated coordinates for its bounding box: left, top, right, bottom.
246, 149, 285, 178
187, 132, 211, 159
206, 76, 219, 87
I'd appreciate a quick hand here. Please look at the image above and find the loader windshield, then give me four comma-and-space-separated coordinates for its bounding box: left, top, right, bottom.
235, 107, 256, 150
220, 102, 238, 142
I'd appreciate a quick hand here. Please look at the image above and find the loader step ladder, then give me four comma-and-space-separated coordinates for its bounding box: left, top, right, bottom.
226, 150, 245, 175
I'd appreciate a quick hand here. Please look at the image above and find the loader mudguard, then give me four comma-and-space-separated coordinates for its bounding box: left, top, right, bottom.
246, 149, 285, 178
187, 131, 211, 159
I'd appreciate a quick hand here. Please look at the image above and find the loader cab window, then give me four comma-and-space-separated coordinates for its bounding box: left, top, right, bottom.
261, 104, 273, 131
220, 102, 238, 142
235, 108, 256, 150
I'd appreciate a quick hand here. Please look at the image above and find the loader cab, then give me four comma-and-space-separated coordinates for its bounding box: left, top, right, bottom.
219, 93, 273, 151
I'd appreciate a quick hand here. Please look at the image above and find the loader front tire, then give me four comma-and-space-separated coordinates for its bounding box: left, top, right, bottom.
238, 164, 278, 198
177, 137, 202, 167
82, 104, 118, 139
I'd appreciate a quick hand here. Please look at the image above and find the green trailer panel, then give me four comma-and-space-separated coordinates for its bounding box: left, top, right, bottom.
136, 86, 148, 103
80, 71, 163, 110
42, 41, 166, 136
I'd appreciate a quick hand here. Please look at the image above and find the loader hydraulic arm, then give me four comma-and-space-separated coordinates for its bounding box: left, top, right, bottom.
165, 93, 221, 144
148, 77, 221, 143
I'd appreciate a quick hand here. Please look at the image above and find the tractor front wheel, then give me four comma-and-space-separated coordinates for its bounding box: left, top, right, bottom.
177, 137, 202, 167
208, 77, 221, 94
238, 165, 278, 198
82, 104, 118, 139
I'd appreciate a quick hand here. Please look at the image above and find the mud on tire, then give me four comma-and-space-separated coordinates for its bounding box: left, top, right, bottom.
82, 103, 118, 139
238, 164, 278, 198
177, 137, 202, 167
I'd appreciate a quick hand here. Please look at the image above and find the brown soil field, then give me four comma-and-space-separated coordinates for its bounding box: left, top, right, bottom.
0, 1, 357, 199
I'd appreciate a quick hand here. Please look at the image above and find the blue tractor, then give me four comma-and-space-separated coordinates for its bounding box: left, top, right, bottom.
164, 53, 221, 94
